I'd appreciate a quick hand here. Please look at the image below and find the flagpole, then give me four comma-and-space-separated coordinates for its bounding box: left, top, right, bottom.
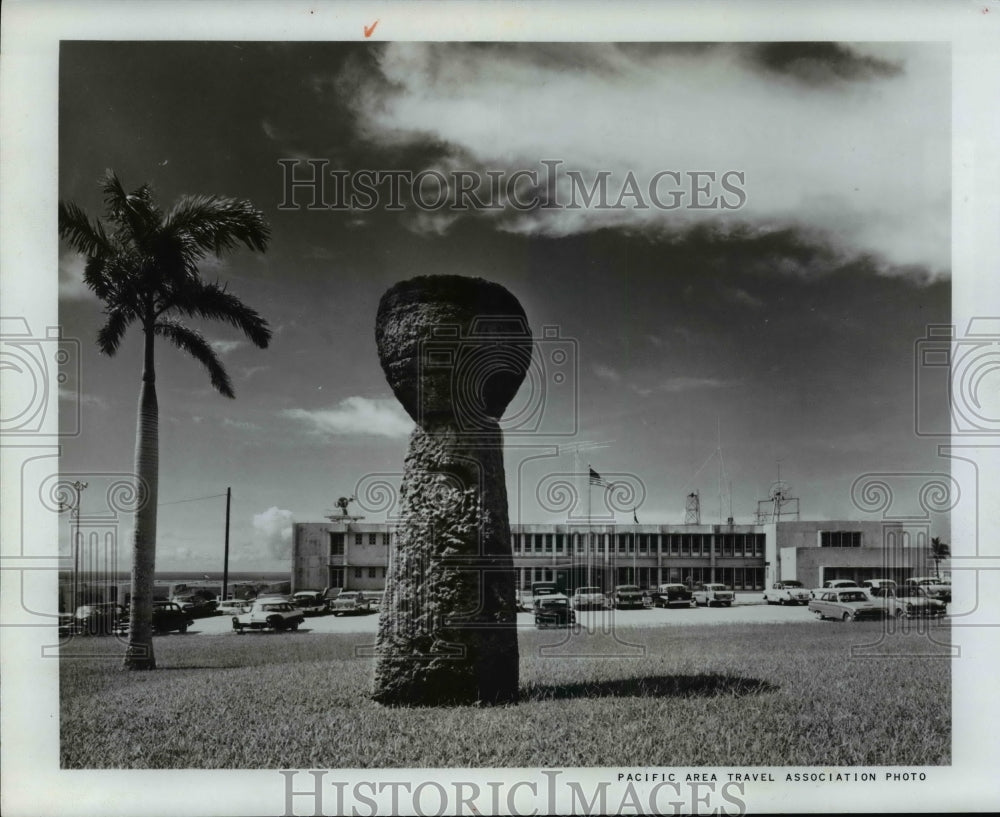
587, 462, 593, 589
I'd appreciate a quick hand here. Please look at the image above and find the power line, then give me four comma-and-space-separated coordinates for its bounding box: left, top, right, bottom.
158, 493, 228, 508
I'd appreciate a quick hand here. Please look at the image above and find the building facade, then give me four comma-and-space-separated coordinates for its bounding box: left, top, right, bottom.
292, 516, 941, 594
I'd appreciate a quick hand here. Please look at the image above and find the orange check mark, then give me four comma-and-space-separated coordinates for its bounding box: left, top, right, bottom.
364, 19, 379, 38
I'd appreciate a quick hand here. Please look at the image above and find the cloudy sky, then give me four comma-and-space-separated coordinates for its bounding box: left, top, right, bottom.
57, 41, 951, 572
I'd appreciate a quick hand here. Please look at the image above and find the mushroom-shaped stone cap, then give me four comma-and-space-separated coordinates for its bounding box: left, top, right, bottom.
376, 275, 533, 429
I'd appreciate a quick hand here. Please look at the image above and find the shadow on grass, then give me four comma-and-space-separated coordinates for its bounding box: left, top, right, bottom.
522, 673, 777, 701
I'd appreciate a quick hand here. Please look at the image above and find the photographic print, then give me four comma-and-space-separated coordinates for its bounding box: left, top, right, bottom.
2, 2, 998, 816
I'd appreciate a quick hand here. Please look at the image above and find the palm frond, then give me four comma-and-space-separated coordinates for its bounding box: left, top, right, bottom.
59, 201, 110, 257
164, 195, 270, 257
154, 320, 235, 398
101, 170, 163, 249
100, 169, 133, 222
166, 280, 272, 348
97, 307, 136, 356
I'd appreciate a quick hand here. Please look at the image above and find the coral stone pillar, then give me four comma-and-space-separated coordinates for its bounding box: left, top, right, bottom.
373, 275, 531, 706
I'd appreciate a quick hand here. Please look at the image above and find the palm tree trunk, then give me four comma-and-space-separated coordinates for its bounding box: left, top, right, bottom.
123, 325, 159, 670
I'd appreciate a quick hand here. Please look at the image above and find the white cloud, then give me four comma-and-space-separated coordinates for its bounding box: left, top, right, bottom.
593, 364, 621, 382
252, 506, 294, 560
284, 396, 414, 439
222, 417, 261, 432
660, 376, 739, 393
59, 386, 108, 409
345, 42, 949, 278
209, 339, 244, 356
631, 376, 739, 396
58, 252, 90, 300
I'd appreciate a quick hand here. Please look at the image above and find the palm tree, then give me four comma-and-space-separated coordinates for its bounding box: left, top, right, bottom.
59, 170, 271, 670
930, 537, 950, 580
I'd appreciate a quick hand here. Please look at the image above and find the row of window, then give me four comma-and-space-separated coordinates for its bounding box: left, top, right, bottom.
329, 532, 389, 555
519, 566, 766, 591
329, 529, 864, 558
328, 567, 386, 584
820, 531, 862, 547
512, 532, 766, 558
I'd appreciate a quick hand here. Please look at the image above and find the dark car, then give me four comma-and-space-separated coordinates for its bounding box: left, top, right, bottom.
171, 593, 218, 618
72, 603, 126, 635
533, 594, 576, 628
292, 590, 329, 615
651, 583, 695, 608
151, 601, 194, 634
612, 585, 645, 610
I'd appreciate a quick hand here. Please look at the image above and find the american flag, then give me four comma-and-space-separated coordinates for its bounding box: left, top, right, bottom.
588, 467, 606, 486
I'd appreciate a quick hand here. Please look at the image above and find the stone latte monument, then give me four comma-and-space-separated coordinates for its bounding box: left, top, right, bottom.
372, 275, 531, 706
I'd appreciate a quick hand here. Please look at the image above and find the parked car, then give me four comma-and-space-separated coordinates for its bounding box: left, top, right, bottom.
151, 601, 194, 634
533, 593, 576, 628
650, 583, 695, 608
72, 603, 126, 635
808, 589, 883, 621
171, 593, 218, 618
292, 590, 329, 615
763, 580, 811, 606
810, 579, 861, 599
571, 586, 607, 610
329, 591, 373, 616
249, 593, 293, 604
530, 582, 561, 608
692, 583, 735, 607
216, 599, 251, 616
905, 576, 951, 604
232, 600, 304, 633
611, 585, 645, 609
878, 586, 947, 619
861, 579, 897, 597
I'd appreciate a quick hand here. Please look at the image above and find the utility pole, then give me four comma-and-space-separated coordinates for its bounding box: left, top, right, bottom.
61, 481, 88, 612
222, 487, 231, 601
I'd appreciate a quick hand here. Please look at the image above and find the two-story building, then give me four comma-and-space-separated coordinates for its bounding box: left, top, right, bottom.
292, 515, 941, 594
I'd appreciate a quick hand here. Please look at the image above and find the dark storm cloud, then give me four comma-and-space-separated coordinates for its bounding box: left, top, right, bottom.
340, 41, 949, 277
747, 42, 903, 84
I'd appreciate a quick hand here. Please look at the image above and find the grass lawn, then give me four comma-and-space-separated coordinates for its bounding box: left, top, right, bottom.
60, 621, 951, 768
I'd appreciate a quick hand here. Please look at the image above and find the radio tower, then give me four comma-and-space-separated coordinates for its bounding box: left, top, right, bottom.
755, 462, 800, 523
685, 491, 701, 525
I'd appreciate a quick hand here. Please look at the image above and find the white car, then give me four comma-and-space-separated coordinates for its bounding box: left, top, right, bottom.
810, 579, 860, 599
905, 576, 951, 603
571, 586, 606, 610
330, 591, 374, 616
860, 579, 897, 598
808, 589, 883, 622
232, 600, 304, 633
763, 580, 811, 605
216, 599, 251, 616
692, 583, 734, 607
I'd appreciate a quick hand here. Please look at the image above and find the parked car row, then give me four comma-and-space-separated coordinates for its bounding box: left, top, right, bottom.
556, 583, 739, 611
803, 577, 951, 603
59, 601, 193, 636
802, 577, 950, 622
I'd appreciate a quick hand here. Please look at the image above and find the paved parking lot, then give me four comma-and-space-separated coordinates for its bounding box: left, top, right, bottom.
177, 596, 820, 636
